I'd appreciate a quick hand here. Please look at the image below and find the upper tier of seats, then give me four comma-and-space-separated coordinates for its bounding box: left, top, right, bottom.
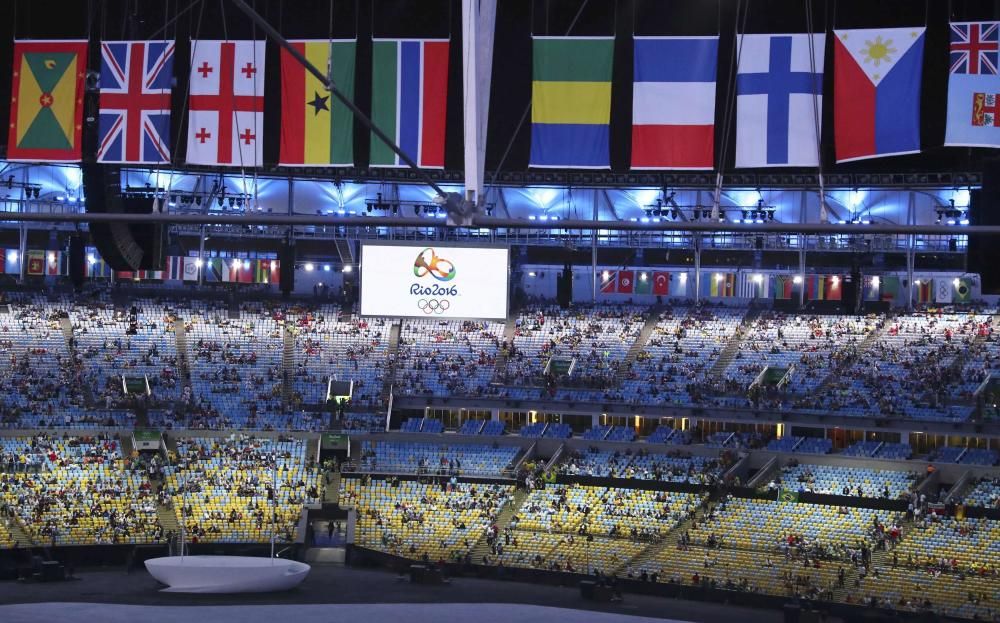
0, 296, 997, 429
777, 463, 917, 498
356, 441, 521, 476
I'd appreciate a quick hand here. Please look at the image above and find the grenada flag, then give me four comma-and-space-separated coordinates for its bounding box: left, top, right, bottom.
7, 40, 88, 162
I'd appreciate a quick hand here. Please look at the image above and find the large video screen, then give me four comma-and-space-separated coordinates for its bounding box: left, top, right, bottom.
359, 243, 510, 319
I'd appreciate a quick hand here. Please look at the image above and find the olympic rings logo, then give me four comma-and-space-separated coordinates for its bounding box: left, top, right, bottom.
417, 299, 451, 314
413, 248, 456, 282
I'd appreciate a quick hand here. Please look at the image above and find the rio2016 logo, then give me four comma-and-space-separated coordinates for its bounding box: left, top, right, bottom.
412, 248, 456, 282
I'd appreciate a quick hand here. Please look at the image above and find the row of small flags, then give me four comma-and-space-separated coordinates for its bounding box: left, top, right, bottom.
9, 20, 999, 170
0, 250, 279, 284
597, 270, 974, 303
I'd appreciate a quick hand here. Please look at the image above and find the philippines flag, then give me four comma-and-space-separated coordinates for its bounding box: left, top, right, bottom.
632, 37, 717, 169
369, 39, 449, 168
735, 34, 825, 168
833, 28, 925, 162
945, 22, 1000, 147
98, 41, 174, 164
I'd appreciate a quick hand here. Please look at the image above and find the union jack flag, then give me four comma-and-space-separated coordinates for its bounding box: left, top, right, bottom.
97, 41, 174, 163
950, 22, 999, 76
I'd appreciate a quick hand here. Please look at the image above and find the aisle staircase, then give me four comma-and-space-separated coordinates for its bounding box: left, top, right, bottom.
281, 325, 296, 403
325, 471, 341, 505
5, 517, 37, 548
813, 316, 890, 394
173, 318, 191, 383
491, 315, 521, 383
614, 306, 662, 384
379, 321, 402, 401
467, 488, 529, 563
58, 317, 95, 407
708, 307, 761, 377
612, 512, 701, 576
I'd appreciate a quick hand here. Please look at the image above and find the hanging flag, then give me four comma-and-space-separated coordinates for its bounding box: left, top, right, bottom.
946, 22, 1000, 147
0, 251, 4, 275
935, 278, 954, 304
955, 277, 973, 303
599, 270, 617, 294
774, 275, 794, 299
186, 40, 265, 166
735, 34, 824, 168
740, 274, 767, 298
915, 279, 933, 304
46, 251, 62, 276
651, 272, 670, 296
635, 272, 652, 295
632, 37, 717, 169
618, 270, 635, 294
166, 256, 184, 280
706, 273, 736, 297
182, 257, 200, 282
531, 37, 613, 169
254, 259, 278, 284
833, 28, 924, 162
880, 276, 901, 302
97, 41, 174, 163
279, 40, 356, 167
26, 251, 45, 276
369, 39, 449, 168
806, 275, 843, 301
7, 40, 88, 162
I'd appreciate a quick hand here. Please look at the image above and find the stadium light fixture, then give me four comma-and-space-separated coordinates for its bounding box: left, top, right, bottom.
195, 259, 204, 268
752, 274, 763, 284
342, 265, 353, 273
270, 260, 277, 270
323, 264, 332, 272
602, 270, 610, 280
87, 253, 96, 265
953, 278, 960, 287
871, 276, 880, 288
47, 252, 56, 263
6, 251, 16, 263
793, 275, 803, 284
679, 273, 687, 283
243, 260, 251, 270
528, 271, 536, 277
640, 272, 648, 281
914, 279, 921, 285
304, 263, 315, 272
714, 273, 723, 282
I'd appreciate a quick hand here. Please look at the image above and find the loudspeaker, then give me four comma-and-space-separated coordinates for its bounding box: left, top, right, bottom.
82, 164, 166, 271
279, 239, 295, 296
967, 183, 1000, 293
556, 263, 572, 309
68, 235, 85, 289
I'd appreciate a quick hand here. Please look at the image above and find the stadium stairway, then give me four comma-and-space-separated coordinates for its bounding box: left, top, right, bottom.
613, 507, 703, 577
707, 307, 762, 377
58, 316, 94, 407
614, 305, 663, 385
491, 314, 521, 384
324, 470, 341, 505
813, 316, 889, 395
468, 487, 529, 563
379, 321, 402, 402
5, 516, 37, 548
173, 317, 191, 384
281, 324, 295, 403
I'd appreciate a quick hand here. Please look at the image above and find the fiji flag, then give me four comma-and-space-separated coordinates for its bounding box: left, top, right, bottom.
98, 41, 174, 163
834, 28, 925, 162
735, 34, 825, 168
945, 22, 1000, 147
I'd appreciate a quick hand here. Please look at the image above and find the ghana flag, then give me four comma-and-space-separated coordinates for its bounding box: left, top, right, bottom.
8, 40, 88, 162
530, 37, 613, 168
279, 40, 357, 167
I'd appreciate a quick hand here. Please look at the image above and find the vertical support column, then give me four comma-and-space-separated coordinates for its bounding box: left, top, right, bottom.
798, 248, 806, 308
462, 0, 497, 206
591, 192, 598, 303
198, 225, 207, 286
693, 239, 702, 303
17, 224, 27, 284
906, 191, 915, 312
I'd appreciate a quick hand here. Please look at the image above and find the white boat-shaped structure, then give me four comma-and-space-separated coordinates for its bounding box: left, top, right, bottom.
145, 555, 311, 593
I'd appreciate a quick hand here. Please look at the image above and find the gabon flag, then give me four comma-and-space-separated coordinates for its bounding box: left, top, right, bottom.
8, 40, 88, 162
279, 40, 357, 167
